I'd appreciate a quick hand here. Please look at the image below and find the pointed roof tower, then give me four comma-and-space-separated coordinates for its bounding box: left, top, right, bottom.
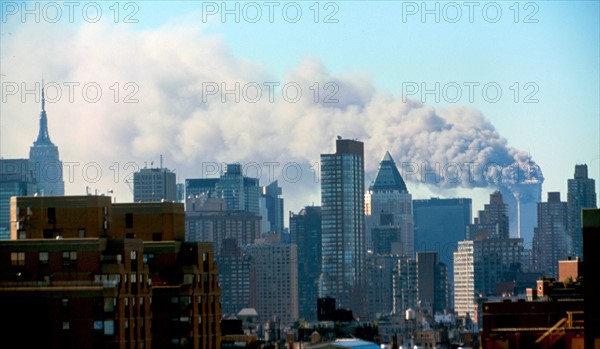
369, 151, 408, 192
33, 81, 53, 146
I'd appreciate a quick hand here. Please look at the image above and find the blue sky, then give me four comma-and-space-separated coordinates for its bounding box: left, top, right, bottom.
1, 1, 598, 216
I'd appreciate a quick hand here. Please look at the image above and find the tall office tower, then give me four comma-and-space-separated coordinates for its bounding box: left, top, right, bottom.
290, 206, 322, 321
320, 138, 365, 312
416, 252, 449, 314
214, 164, 261, 215
186, 164, 261, 215
365, 253, 399, 321
0, 159, 37, 239
261, 181, 284, 234
413, 198, 472, 274
176, 183, 185, 202
29, 84, 64, 196
366, 151, 414, 257
219, 238, 251, 316
567, 164, 597, 259
453, 241, 475, 318
478, 191, 509, 239
244, 238, 298, 326
532, 192, 569, 278
392, 258, 418, 315
133, 167, 177, 202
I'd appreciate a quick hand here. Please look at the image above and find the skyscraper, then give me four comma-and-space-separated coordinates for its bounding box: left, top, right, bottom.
365, 253, 398, 320
567, 164, 597, 259
320, 138, 365, 312
244, 237, 298, 326
290, 206, 322, 321
29, 83, 64, 196
533, 192, 568, 278
479, 191, 510, 239
261, 180, 284, 234
0, 159, 37, 239
366, 151, 413, 257
215, 164, 261, 215
392, 257, 418, 315
133, 167, 177, 202
453, 241, 475, 318
413, 198, 472, 275
416, 251, 448, 314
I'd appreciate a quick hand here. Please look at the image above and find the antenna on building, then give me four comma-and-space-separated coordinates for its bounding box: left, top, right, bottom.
160, 154, 163, 169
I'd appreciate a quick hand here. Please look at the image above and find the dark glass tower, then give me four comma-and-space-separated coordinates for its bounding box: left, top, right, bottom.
29, 83, 64, 196
290, 206, 322, 321
319, 138, 365, 312
567, 164, 597, 259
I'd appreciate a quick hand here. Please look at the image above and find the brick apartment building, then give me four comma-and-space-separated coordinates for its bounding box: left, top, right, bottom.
0, 195, 221, 349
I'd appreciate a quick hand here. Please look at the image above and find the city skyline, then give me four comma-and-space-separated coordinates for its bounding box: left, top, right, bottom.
1, 1, 598, 222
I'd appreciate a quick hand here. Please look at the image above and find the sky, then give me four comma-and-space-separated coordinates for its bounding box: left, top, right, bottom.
1, 1, 599, 223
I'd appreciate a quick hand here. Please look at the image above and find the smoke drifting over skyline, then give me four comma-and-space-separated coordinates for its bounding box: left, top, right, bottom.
1, 19, 544, 209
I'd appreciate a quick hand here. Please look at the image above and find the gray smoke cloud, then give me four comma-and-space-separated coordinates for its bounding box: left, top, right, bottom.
0, 20, 543, 209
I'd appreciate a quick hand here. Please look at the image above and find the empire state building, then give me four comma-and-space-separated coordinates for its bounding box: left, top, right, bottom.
29, 84, 64, 196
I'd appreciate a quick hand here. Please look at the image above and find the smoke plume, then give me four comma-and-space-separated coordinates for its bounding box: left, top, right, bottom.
0, 19, 543, 209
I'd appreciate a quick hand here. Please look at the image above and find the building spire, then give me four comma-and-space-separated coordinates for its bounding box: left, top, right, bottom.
41, 79, 45, 112
34, 80, 51, 145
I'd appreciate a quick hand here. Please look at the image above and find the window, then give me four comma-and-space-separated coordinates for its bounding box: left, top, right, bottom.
78, 229, 86, 238
104, 320, 115, 335
130, 251, 137, 261
152, 232, 162, 241
62, 251, 77, 265
62, 298, 69, 307
48, 207, 56, 224
104, 298, 116, 312
10, 252, 25, 266
39, 251, 49, 264
94, 320, 104, 331
62, 321, 70, 330
125, 213, 133, 228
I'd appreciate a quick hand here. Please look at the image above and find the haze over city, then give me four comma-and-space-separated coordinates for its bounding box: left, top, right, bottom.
1, 1, 598, 218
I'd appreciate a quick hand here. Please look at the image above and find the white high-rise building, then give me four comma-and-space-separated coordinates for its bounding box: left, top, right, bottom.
453, 240, 475, 318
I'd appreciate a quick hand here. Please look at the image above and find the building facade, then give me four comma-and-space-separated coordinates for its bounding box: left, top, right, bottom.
2, 195, 221, 349
413, 198, 472, 275
416, 251, 448, 314
290, 206, 322, 321
320, 139, 365, 312
392, 257, 418, 315
365, 151, 413, 257
28, 85, 65, 197
454, 241, 475, 318
261, 181, 284, 234
533, 192, 569, 278
133, 167, 177, 202
567, 164, 597, 259
244, 239, 298, 326
0, 159, 37, 239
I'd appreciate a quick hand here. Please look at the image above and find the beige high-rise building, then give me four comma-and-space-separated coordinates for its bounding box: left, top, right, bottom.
454, 240, 475, 318
244, 237, 298, 325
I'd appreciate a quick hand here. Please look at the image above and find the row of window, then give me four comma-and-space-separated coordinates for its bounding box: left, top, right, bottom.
10, 250, 77, 266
